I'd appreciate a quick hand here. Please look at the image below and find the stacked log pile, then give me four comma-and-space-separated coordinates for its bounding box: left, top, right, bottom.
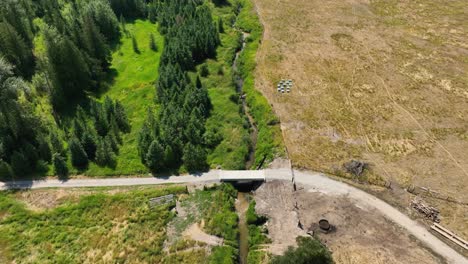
410, 197, 440, 223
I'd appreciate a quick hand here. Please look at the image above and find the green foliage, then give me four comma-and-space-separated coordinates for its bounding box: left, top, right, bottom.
69, 137, 88, 169
53, 153, 68, 178
81, 130, 97, 161
236, 0, 285, 167
200, 64, 209, 77
0, 160, 14, 180
146, 140, 164, 172
138, 0, 220, 173
0, 21, 35, 77
0, 186, 187, 263
272, 237, 333, 264
209, 246, 237, 264
182, 143, 207, 172
44, 26, 91, 109
0, 58, 50, 177
218, 17, 225, 33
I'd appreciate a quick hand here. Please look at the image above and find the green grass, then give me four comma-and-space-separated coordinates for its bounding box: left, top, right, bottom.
236, 0, 285, 166
246, 199, 270, 263
0, 186, 186, 263
85, 20, 163, 176
201, 2, 251, 170
171, 183, 239, 263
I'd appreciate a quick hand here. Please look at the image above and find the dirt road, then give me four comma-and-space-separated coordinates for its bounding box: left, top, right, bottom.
291, 171, 467, 264
1, 169, 466, 263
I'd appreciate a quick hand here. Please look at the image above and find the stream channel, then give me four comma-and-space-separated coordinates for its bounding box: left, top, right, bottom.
232, 26, 257, 263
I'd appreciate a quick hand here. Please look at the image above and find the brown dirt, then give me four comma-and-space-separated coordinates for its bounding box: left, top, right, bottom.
254, 181, 445, 263
183, 222, 223, 246
253, 0, 468, 237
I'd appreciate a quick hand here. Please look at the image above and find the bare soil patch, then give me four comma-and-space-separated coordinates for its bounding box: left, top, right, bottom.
254, 181, 445, 263
253, 0, 468, 236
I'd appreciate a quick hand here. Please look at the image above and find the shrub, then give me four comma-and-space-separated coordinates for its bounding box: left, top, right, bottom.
271, 236, 333, 264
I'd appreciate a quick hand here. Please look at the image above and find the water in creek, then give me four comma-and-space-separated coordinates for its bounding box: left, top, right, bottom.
235, 191, 250, 264
233, 31, 258, 170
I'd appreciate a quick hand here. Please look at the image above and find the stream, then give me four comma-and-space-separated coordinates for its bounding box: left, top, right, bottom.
233, 30, 258, 170
235, 191, 250, 264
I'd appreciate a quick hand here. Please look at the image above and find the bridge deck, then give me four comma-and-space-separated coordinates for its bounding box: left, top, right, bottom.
219, 170, 266, 182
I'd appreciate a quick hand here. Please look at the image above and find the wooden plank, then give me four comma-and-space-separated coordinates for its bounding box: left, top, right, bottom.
433, 223, 468, 245
431, 225, 468, 250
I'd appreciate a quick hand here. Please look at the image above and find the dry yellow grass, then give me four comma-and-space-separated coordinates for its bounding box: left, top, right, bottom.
253, 0, 468, 237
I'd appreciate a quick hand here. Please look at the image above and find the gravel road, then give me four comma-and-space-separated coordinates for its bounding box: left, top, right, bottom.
1, 169, 466, 263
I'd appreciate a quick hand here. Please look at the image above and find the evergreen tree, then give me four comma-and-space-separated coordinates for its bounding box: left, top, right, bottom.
81, 15, 111, 69
44, 27, 91, 109
200, 64, 209, 77
69, 137, 88, 168
53, 153, 68, 178
120, 14, 127, 34
95, 139, 107, 166
81, 130, 97, 160
0, 21, 35, 77
114, 100, 130, 133
182, 143, 207, 172
50, 130, 65, 157
195, 75, 202, 89
38, 137, 52, 163
149, 33, 157, 51
10, 151, 29, 176
145, 140, 164, 172
132, 35, 140, 53
106, 133, 119, 154
94, 103, 109, 136
0, 159, 14, 180
82, 0, 121, 43
104, 137, 117, 167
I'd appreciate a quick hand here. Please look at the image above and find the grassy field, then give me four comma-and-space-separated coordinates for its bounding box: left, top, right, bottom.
253, 0, 468, 236
86, 20, 163, 176
0, 184, 242, 263
0, 185, 186, 263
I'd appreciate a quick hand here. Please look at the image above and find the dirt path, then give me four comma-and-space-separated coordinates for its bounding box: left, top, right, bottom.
183, 223, 223, 246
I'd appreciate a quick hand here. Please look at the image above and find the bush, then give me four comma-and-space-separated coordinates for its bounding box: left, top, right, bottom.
200, 64, 209, 77
271, 236, 333, 264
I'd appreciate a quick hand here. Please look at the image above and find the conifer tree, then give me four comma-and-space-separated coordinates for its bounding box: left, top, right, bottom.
0, 160, 14, 180
0, 21, 35, 77
120, 14, 127, 33
69, 137, 88, 168
200, 64, 209, 77
146, 140, 164, 172
115, 100, 130, 133
95, 139, 107, 166
53, 153, 68, 178
182, 143, 207, 172
81, 130, 97, 160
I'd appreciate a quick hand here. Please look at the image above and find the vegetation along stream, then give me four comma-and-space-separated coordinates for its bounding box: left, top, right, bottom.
236, 191, 250, 264
233, 30, 258, 170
